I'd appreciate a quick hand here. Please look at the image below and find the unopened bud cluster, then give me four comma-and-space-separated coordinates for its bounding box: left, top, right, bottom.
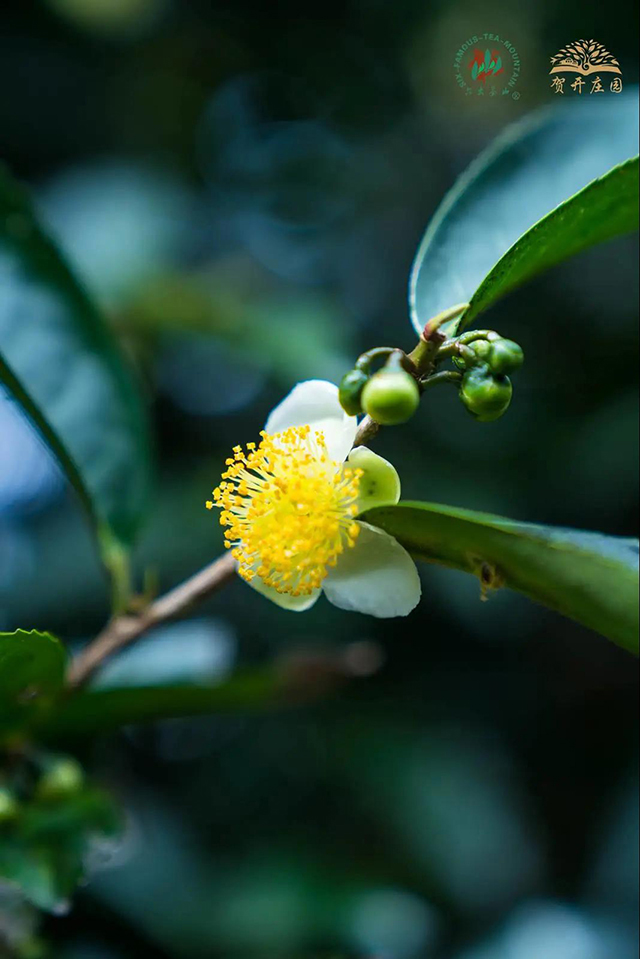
338, 327, 524, 427
455, 335, 523, 422
0, 755, 85, 825
339, 350, 419, 425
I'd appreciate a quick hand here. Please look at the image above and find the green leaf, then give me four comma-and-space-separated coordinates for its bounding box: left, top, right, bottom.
464, 156, 639, 326
0, 353, 95, 524
0, 630, 67, 735
410, 91, 639, 336
0, 165, 152, 548
364, 503, 639, 653
0, 841, 67, 913
0, 787, 120, 913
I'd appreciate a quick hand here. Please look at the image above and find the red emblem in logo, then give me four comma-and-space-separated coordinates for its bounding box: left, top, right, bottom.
469, 48, 505, 83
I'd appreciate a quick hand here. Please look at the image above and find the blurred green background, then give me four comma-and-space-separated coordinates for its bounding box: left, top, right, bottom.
0, 0, 638, 956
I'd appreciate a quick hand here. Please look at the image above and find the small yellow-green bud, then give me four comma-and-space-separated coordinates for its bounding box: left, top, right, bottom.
453, 338, 491, 370
361, 369, 420, 425
0, 787, 19, 823
459, 368, 512, 422
488, 339, 524, 375
36, 758, 84, 801
471, 339, 492, 361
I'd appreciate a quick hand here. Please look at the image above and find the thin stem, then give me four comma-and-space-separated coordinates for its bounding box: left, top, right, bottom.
354, 347, 397, 372
407, 303, 470, 374
420, 370, 462, 390
98, 528, 134, 616
109, 548, 132, 617
68, 308, 470, 688
436, 329, 498, 361
69, 403, 388, 687
407, 336, 436, 372
67, 551, 237, 689
353, 415, 379, 448
454, 343, 478, 366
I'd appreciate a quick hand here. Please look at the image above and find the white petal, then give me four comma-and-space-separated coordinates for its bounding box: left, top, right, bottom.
347, 446, 401, 514
248, 573, 321, 612
323, 521, 421, 618
265, 380, 357, 461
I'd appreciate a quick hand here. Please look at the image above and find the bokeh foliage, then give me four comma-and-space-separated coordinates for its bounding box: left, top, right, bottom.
1, 0, 638, 956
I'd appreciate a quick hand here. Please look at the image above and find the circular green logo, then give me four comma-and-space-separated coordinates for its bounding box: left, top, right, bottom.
454, 33, 521, 99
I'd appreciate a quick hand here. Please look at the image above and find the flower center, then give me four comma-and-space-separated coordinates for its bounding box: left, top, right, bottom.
207, 426, 362, 596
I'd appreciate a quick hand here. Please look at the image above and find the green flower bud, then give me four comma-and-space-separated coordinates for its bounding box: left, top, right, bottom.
0, 787, 19, 823
339, 368, 369, 416
453, 338, 491, 371
36, 758, 84, 801
488, 339, 524, 375
459, 367, 512, 422
361, 369, 420, 425
471, 339, 492, 361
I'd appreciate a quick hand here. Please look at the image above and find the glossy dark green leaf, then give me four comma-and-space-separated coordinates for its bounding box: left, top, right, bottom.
0, 165, 152, 548
463, 156, 639, 327
364, 503, 639, 653
0, 630, 67, 735
410, 91, 639, 336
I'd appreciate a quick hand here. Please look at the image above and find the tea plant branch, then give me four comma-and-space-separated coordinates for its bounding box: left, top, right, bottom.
347, 304, 470, 436
68, 303, 479, 690
67, 551, 237, 689
406, 302, 470, 372
69, 410, 389, 688
353, 414, 379, 447
420, 370, 462, 390
69, 408, 388, 689
69, 408, 384, 688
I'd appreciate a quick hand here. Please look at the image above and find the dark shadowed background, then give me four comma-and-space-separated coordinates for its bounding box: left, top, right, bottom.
1, 0, 638, 956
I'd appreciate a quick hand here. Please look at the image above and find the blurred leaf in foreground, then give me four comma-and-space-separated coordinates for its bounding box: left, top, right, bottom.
0, 166, 153, 557
0, 631, 66, 739
0, 763, 120, 915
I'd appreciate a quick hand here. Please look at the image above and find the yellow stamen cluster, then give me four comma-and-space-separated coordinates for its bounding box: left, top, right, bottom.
206, 426, 363, 596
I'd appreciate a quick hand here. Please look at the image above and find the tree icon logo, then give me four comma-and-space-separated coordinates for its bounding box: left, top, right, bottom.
549, 39, 621, 76
549, 40, 623, 95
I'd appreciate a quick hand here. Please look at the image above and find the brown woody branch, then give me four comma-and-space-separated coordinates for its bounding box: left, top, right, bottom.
68, 305, 468, 690
67, 551, 237, 689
